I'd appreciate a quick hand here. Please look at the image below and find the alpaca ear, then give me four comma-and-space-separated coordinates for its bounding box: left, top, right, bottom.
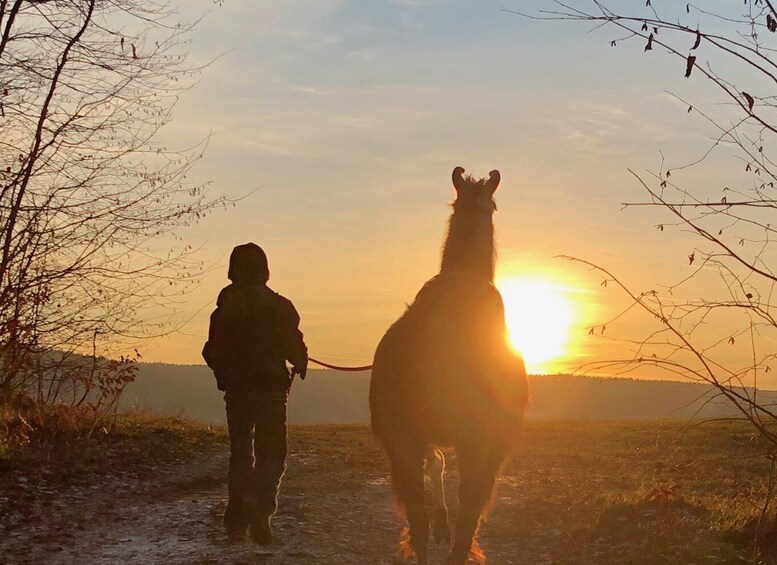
485, 169, 500, 194
452, 166, 466, 193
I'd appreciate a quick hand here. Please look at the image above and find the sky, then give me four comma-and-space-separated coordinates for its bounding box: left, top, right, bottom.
138, 0, 776, 384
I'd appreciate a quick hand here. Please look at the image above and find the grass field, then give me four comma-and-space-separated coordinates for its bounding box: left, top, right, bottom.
2, 416, 776, 563
285, 420, 775, 564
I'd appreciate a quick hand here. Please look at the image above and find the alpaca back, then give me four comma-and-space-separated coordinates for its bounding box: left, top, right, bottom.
370, 273, 526, 448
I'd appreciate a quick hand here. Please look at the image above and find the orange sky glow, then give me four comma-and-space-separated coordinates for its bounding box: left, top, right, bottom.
131, 1, 776, 388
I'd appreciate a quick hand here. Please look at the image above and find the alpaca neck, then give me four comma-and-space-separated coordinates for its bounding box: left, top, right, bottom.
439, 209, 495, 281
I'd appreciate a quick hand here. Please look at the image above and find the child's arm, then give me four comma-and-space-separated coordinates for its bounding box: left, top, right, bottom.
277, 298, 308, 379
202, 287, 232, 390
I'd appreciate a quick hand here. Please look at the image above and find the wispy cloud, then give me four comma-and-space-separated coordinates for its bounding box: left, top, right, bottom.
146, 0, 739, 375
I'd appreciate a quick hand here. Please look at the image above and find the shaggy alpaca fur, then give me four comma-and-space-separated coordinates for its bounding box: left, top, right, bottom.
370, 167, 528, 565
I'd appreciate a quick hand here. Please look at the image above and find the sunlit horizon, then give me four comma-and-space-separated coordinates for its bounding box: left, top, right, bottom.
496, 277, 578, 374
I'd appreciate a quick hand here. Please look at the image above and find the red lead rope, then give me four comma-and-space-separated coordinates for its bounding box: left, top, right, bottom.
308, 357, 373, 372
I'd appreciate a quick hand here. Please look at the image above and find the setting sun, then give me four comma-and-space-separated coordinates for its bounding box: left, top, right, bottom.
496, 278, 575, 374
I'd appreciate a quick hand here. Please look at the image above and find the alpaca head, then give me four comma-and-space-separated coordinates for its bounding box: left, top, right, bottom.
440, 166, 500, 279
451, 166, 500, 215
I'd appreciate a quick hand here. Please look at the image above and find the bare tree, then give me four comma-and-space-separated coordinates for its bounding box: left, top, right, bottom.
0, 0, 223, 409
511, 1, 777, 546
512, 0, 777, 439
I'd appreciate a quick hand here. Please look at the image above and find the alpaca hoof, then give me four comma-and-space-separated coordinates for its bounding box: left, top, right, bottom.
432, 509, 451, 544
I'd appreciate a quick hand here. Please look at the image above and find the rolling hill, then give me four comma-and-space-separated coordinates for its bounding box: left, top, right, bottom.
119, 363, 776, 425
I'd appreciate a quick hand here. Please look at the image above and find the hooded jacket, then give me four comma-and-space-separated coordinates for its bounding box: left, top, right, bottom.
202, 244, 307, 392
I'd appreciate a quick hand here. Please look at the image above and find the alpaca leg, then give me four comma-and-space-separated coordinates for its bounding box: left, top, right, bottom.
392, 453, 429, 565
424, 447, 450, 544
448, 451, 500, 565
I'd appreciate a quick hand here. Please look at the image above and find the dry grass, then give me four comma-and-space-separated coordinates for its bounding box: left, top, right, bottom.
491, 420, 774, 563
0, 405, 228, 482
285, 420, 775, 563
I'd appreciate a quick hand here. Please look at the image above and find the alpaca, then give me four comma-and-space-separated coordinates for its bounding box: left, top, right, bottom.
370, 167, 528, 565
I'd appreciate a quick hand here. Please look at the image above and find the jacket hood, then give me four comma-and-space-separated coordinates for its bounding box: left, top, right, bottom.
228, 243, 269, 284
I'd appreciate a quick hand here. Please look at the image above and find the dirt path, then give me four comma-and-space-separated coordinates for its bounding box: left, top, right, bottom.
1, 449, 411, 564
1, 445, 537, 564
